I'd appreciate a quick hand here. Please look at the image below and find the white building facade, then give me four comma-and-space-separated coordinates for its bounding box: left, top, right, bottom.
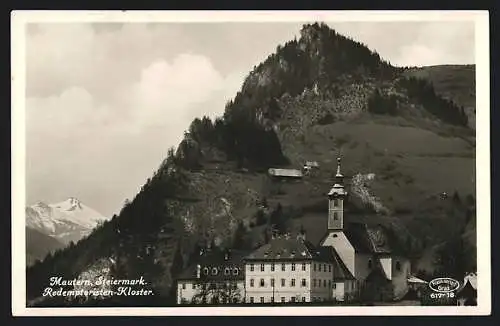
244, 237, 335, 303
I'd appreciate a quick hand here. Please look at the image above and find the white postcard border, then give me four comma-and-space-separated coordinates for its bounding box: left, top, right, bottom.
11, 10, 491, 316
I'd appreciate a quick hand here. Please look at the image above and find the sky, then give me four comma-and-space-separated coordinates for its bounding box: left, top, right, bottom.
24, 20, 475, 217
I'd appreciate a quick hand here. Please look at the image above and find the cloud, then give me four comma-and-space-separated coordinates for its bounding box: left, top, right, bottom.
25, 24, 245, 216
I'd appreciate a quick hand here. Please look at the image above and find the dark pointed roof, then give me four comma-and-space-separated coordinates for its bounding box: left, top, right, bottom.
457, 279, 477, 298
341, 221, 406, 256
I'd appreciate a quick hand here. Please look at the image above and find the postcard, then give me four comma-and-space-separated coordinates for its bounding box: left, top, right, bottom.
11, 10, 490, 316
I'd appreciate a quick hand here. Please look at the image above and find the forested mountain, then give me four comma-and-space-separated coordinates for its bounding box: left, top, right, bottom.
26, 22, 476, 306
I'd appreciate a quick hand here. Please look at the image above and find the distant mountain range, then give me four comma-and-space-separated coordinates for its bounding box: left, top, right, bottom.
25, 197, 108, 266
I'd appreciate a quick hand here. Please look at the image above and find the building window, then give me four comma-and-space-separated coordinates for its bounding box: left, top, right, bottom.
271, 263, 275, 272
271, 278, 275, 287
250, 297, 254, 303
260, 278, 265, 287
260, 297, 264, 303
301, 279, 306, 287
281, 279, 285, 287
281, 263, 286, 271
250, 264, 254, 272
292, 263, 296, 271
291, 279, 296, 287
313, 279, 316, 287
250, 279, 254, 287
233, 268, 239, 275
323, 264, 326, 272
329, 265, 332, 273
302, 263, 306, 271
313, 263, 316, 271
302, 297, 306, 302
224, 267, 230, 275
334, 212, 338, 220
281, 297, 285, 303
291, 297, 296, 302
368, 259, 372, 269
260, 263, 264, 272
396, 261, 401, 271
182, 283, 186, 290
323, 280, 326, 287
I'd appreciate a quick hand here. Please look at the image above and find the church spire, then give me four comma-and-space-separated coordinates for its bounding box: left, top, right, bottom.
327, 156, 347, 231
336, 157, 343, 177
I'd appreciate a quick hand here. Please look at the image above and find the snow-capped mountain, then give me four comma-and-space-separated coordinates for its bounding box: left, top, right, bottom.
26, 197, 110, 245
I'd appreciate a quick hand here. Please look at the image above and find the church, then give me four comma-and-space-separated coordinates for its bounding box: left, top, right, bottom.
243, 157, 412, 303
318, 157, 411, 302
175, 157, 412, 304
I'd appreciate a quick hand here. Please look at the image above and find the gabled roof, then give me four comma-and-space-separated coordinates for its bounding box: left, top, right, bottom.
177, 249, 248, 281
244, 237, 330, 262
457, 279, 477, 298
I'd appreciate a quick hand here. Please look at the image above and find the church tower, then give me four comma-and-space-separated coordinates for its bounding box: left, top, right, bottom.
328, 157, 347, 230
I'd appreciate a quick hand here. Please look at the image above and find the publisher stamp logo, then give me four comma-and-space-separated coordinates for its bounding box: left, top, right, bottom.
427, 278, 460, 300
429, 277, 460, 294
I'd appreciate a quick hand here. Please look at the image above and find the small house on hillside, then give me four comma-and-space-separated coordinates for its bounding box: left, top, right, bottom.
303, 161, 320, 176
268, 168, 303, 181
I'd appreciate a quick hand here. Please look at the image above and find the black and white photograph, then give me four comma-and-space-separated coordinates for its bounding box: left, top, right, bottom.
11, 10, 490, 316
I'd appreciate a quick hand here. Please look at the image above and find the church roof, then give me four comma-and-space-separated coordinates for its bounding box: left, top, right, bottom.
244, 237, 332, 262
341, 222, 406, 256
